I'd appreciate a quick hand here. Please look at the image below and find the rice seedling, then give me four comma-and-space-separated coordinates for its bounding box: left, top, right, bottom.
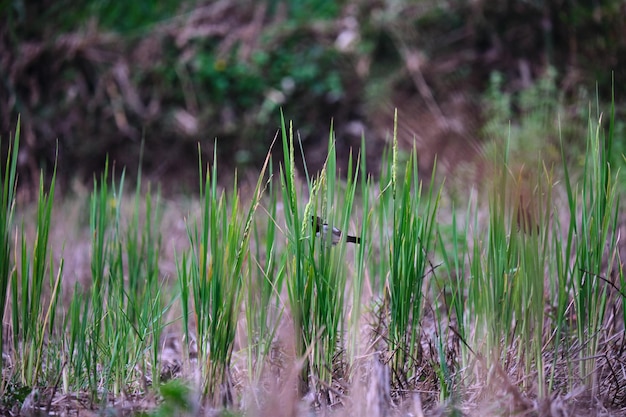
0, 120, 20, 389
245, 163, 283, 383
377, 111, 442, 390
179, 141, 270, 406
11, 168, 61, 387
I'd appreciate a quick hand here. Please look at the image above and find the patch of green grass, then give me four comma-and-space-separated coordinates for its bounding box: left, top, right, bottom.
0, 117, 20, 390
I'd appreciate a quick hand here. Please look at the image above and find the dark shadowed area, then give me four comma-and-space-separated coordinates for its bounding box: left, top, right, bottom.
2, 0, 625, 196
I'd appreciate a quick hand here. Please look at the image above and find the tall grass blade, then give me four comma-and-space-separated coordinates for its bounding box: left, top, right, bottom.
0, 117, 20, 389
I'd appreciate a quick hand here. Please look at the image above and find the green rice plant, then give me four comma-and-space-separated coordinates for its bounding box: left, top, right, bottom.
471, 156, 517, 362
465, 142, 551, 397
466, 138, 532, 377
64, 160, 170, 399
246, 158, 285, 382
81, 162, 114, 397
349, 135, 370, 360
383, 111, 442, 385
548, 180, 576, 392
371, 146, 393, 298
110, 173, 167, 392
454, 94, 621, 401
58, 163, 120, 398
176, 253, 191, 366
10, 156, 61, 388
140, 187, 169, 390
568, 104, 620, 393
280, 115, 314, 395
68, 166, 118, 396
185, 150, 241, 404
0, 118, 20, 391
280, 114, 363, 397
181, 142, 269, 404
513, 164, 552, 397
100, 169, 135, 397
309, 141, 360, 396
436, 199, 473, 388
64, 281, 89, 393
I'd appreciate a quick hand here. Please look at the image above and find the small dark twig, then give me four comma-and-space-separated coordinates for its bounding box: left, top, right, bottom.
579, 267, 626, 299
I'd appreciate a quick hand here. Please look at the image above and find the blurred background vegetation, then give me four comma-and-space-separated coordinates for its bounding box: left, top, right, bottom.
1, 0, 625, 195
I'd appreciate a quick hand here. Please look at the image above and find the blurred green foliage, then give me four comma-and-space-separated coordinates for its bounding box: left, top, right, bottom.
0, 0, 624, 191
483, 69, 561, 146
1, 0, 183, 34
188, 38, 343, 110
271, 0, 340, 21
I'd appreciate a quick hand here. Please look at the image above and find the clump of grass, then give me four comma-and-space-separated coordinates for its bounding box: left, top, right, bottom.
570, 104, 621, 394
0, 119, 20, 385
381, 111, 442, 388
3, 132, 63, 393
280, 113, 366, 400
441, 97, 623, 410
245, 157, 283, 384
178, 143, 270, 406
61, 160, 171, 401
12, 166, 62, 388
